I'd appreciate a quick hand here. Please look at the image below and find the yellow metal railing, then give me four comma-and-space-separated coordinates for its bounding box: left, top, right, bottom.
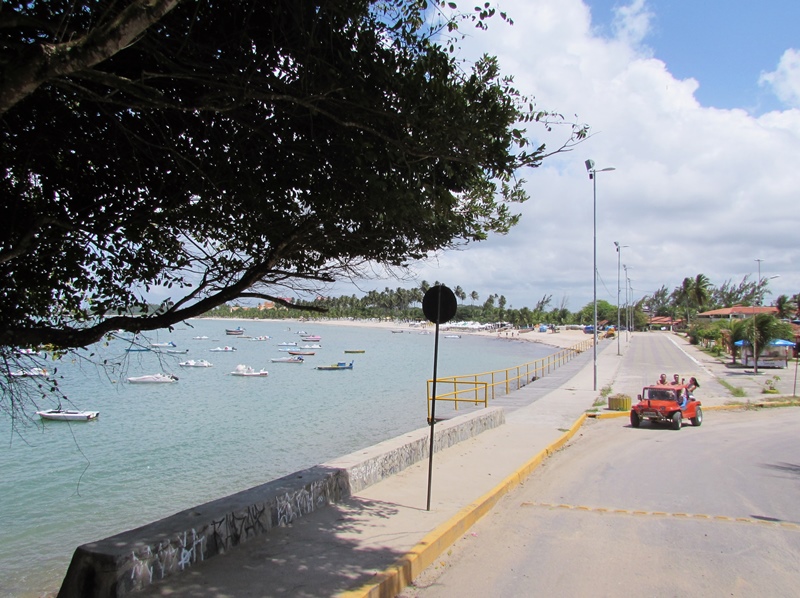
427, 338, 594, 420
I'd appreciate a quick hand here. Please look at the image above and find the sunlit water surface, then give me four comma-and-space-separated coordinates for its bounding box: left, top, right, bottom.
0, 319, 553, 597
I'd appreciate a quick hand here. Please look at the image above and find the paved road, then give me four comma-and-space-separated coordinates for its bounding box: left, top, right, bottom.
402, 409, 800, 597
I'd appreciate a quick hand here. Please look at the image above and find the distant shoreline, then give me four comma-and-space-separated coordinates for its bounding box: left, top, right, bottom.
196, 316, 589, 350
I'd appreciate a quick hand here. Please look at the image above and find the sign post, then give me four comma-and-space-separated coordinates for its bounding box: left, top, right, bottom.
421, 284, 457, 511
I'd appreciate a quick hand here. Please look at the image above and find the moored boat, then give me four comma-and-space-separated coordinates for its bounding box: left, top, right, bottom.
178, 359, 213, 368
36, 408, 99, 422
301, 344, 322, 349
315, 360, 354, 371
225, 327, 245, 335
277, 342, 297, 346
344, 350, 365, 353
127, 373, 178, 384
230, 364, 269, 377
270, 356, 304, 363
150, 341, 177, 348
288, 350, 315, 356
10, 367, 48, 377
209, 346, 237, 352
301, 335, 321, 342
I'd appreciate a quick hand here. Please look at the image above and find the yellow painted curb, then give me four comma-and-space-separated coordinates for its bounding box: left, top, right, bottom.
339, 414, 588, 598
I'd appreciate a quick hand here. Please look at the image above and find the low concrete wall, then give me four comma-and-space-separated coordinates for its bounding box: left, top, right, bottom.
58, 407, 505, 597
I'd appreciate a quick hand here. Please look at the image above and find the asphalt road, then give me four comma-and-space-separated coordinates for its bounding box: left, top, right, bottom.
400, 408, 800, 597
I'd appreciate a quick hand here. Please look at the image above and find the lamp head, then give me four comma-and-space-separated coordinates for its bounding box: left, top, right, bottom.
585, 159, 595, 171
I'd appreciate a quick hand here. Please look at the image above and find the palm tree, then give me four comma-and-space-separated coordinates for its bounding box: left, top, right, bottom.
691, 273, 712, 313
745, 314, 795, 373
775, 294, 796, 320
470, 291, 479, 306
454, 285, 466, 304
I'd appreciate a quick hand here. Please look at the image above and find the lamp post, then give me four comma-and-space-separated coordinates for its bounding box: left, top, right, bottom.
623, 264, 631, 338
752, 259, 780, 374
614, 242, 628, 355
585, 159, 616, 391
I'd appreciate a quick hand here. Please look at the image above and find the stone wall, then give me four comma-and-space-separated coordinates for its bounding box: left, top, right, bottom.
58, 407, 505, 597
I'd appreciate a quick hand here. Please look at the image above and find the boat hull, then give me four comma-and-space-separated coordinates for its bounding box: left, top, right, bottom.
37, 410, 99, 421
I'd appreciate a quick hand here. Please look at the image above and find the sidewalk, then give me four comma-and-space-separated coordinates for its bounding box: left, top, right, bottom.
135, 333, 796, 597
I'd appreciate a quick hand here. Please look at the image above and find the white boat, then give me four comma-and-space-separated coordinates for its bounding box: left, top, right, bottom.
225, 327, 245, 335
150, 341, 177, 348
178, 359, 213, 368
249, 336, 271, 341
37, 408, 99, 421
301, 344, 322, 349
209, 346, 237, 352
126, 373, 178, 384
165, 349, 189, 354
270, 356, 304, 363
277, 342, 297, 346
302, 335, 322, 342
192, 336, 209, 340
230, 364, 269, 377
444, 334, 461, 339
10, 367, 48, 378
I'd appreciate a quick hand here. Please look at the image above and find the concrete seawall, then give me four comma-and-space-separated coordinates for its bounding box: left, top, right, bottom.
58, 407, 505, 597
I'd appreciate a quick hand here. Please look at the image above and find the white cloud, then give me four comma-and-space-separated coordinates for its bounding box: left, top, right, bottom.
395, 0, 800, 312
760, 48, 800, 108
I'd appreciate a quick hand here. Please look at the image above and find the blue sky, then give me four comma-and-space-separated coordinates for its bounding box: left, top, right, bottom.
585, 0, 800, 113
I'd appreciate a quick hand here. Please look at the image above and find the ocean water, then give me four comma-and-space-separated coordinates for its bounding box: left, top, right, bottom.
0, 319, 555, 597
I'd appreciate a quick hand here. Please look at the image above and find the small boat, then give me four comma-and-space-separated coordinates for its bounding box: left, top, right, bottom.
444, 334, 461, 339
301, 335, 321, 342
127, 373, 178, 384
37, 408, 99, 422
315, 360, 354, 371
10, 367, 48, 378
165, 349, 189, 354
16, 348, 41, 356
230, 364, 269, 377
226, 327, 245, 335
301, 344, 322, 349
270, 356, 304, 363
125, 347, 151, 352
209, 346, 237, 352
249, 336, 271, 341
192, 336, 209, 340
178, 359, 213, 368
277, 342, 297, 347
150, 341, 177, 348
391, 330, 404, 334
288, 350, 315, 356
344, 350, 365, 354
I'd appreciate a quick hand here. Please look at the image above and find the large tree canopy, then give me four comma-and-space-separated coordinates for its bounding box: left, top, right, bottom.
0, 0, 586, 352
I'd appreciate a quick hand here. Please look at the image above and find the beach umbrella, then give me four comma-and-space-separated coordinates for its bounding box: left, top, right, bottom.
768, 339, 795, 346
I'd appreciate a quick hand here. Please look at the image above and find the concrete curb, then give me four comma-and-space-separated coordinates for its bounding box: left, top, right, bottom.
340, 413, 589, 598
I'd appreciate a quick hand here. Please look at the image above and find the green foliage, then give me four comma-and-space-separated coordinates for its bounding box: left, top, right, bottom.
0, 0, 587, 351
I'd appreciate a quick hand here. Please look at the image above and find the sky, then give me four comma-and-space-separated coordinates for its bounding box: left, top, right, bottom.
330, 0, 800, 313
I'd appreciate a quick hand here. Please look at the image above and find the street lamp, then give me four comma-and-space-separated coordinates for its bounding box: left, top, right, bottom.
586, 159, 615, 391
614, 241, 628, 355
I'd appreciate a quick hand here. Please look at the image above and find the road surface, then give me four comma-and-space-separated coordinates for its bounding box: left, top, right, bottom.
401, 408, 800, 597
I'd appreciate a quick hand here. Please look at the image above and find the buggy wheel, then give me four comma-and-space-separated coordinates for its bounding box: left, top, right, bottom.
630, 410, 640, 428
671, 411, 682, 430
691, 406, 703, 427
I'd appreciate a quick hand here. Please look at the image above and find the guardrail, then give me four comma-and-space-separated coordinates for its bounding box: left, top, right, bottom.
427, 338, 595, 419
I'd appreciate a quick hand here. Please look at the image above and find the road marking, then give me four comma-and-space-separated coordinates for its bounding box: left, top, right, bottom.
521, 501, 800, 530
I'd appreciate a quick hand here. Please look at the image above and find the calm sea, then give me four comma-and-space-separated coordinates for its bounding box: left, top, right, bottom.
0, 319, 555, 597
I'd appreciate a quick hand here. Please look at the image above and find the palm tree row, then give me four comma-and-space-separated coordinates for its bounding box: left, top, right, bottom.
207, 275, 798, 331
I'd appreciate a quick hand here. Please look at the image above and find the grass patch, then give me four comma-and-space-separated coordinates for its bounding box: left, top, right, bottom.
592, 397, 606, 407
718, 379, 746, 397
600, 384, 613, 398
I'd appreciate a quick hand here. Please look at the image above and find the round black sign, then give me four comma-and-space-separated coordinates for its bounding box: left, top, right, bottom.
422, 285, 457, 324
